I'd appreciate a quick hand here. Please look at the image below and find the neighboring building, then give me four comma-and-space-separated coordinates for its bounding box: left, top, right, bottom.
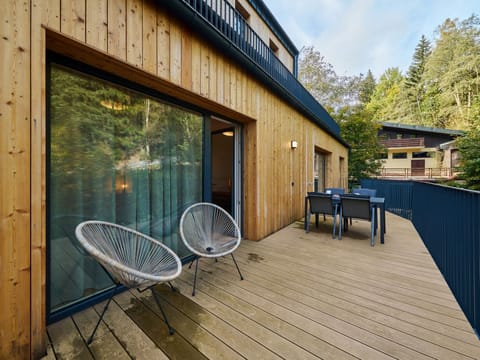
1, 0, 349, 357
378, 122, 464, 179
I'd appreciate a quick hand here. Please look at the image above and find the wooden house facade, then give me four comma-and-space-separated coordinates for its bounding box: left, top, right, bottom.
1, 0, 348, 357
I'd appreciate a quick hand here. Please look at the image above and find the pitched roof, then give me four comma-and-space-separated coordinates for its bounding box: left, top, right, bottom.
381, 122, 464, 136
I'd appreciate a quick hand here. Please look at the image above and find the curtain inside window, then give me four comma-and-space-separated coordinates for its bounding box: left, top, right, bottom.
48, 64, 202, 313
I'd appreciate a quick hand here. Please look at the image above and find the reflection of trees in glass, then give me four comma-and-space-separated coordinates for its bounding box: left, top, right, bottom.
50, 65, 203, 174
50, 65, 203, 222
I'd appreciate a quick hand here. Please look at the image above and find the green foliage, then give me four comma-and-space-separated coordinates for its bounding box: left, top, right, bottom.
50, 64, 203, 179
338, 108, 384, 187
298, 46, 362, 111
365, 67, 405, 122
422, 15, 480, 129
457, 128, 480, 190
358, 70, 376, 105
405, 35, 431, 89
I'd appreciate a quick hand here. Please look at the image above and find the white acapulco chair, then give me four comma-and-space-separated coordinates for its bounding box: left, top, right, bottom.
179, 202, 244, 296
75, 220, 182, 343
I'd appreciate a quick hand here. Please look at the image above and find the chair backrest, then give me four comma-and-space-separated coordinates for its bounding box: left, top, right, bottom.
340, 195, 371, 220
75, 220, 182, 288
352, 188, 377, 197
308, 193, 334, 214
324, 187, 345, 195
179, 202, 241, 258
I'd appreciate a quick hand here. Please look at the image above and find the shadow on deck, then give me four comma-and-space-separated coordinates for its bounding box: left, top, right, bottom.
43, 213, 480, 359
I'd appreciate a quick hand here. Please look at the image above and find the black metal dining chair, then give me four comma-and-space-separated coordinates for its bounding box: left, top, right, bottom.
338, 194, 377, 246
306, 193, 339, 238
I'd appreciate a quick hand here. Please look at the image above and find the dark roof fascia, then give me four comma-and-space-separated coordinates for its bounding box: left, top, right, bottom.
162, 1, 348, 148
381, 122, 464, 137
245, 0, 299, 57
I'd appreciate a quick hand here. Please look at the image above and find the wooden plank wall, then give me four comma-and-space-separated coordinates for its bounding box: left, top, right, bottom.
1, 0, 348, 357
1, 1, 32, 359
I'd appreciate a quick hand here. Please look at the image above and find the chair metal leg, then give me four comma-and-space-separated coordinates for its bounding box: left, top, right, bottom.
192, 257, 199, 296
332, 206, 338, 239
370, 211, 376, 247
338, 208, 343, 240
231, 253, 244, 280
151, 287, 175, 335
87, 283, 121, 344
306, 212, 311, 233
188, 256, 197, 269
168, 281, 177, 292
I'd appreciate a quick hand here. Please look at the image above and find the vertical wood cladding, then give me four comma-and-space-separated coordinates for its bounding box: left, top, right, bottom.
2, 1, 347, 357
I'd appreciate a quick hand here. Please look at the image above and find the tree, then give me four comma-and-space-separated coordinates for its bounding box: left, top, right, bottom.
423, 15, 480, 129
358, 70, 376, 105
338, 108, 384, 187
457, 127, 480, 190
402, 35, 432, 124
405, 35, 432, 89
298, 46, 362, 113
365, 67, 405, 122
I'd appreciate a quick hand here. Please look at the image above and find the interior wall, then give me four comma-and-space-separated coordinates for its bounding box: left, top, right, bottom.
212, 134, 234, 193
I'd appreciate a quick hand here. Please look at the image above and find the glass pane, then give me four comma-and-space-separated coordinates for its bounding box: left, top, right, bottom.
48, 64, 203, 313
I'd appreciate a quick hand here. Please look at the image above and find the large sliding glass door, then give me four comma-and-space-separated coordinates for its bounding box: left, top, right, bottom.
48, 63, 203, 315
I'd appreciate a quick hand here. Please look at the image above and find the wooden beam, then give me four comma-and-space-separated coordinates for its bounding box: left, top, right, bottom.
45, 28, 255, 124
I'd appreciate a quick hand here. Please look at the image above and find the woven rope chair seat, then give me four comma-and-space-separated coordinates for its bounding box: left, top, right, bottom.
180, 202, 241, 258
75, 221, 182, 288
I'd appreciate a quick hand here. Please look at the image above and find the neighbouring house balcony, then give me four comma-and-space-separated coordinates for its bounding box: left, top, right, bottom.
380, 137, 425, 148
164, 0, 343, 142
378, 167, 459, 179
43, 210, 480, 359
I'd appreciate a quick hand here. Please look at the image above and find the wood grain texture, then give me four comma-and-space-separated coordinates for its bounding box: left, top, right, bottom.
107, 0, 127, 60
1, 1, 31, 358
60, 0, 86, 41
126, 0, 142, 67
30, 2, 48, 357
142, 1, 157, 74
45, 214, 480, 359
86, 0, 108, 51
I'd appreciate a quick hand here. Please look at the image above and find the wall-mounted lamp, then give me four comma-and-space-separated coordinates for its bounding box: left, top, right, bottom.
290, 140, 298, 149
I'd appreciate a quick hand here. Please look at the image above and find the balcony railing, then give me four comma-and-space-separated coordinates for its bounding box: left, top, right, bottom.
167, 0, 341, 137
361, 179, 480, 334
380, 137, 424, 148
378, 167, 459, 179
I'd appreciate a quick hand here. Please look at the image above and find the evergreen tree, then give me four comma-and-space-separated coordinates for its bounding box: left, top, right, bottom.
358, 70, 376, 105
405, 35, 431, 89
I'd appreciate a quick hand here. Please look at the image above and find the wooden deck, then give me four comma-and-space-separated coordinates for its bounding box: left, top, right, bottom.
43, 213, 480, 359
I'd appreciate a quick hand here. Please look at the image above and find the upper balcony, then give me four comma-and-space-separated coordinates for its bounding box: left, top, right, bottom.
163, 0, 342, 142
380, 137, 425, 148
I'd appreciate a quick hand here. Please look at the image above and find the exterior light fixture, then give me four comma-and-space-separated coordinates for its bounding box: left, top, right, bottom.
290, 140, 298, 149
222, 131, 234, 137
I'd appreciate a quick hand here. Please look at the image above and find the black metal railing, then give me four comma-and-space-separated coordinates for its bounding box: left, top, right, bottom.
174, 0, 340, 136
361, 178, 480, 334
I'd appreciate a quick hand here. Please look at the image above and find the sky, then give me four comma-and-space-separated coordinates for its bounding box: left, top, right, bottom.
263, 0, 478, 79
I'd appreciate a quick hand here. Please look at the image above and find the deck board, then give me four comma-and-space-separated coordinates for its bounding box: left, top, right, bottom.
45, 213, 480, 359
